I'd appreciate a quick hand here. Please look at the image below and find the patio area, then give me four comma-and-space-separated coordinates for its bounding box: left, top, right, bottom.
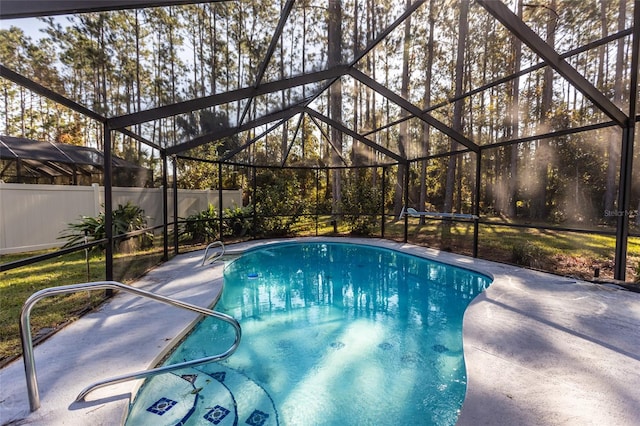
1, 238, 639, 425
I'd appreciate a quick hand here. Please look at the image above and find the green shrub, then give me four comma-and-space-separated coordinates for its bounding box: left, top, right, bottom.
181, 204, 218, 243
253, 171, 305, 237
60, 202, 152, 251
222, 205, 253, 237
341, 174, 381, 236
511, 241, 546, 268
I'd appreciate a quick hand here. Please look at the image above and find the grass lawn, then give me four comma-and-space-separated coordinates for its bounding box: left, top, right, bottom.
396, 218, 639, 279
0, 245, 166, 365
295, 214, 638, 280
0, 250, 107, 364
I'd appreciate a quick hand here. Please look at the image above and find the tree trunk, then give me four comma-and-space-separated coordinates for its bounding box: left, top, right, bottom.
532, 0, 556, 220
442, 0, 468, 246
280, 0, 288, 161
444, 0, 468, 215
604, 0, 626, 216
507, 0, 522, 217
135, 10, 143, 161
328, 0, 343, 215
393, 0, 412, 219
367, 0, 377, 187
352, 0, 361, 173
419, 0, 436, 225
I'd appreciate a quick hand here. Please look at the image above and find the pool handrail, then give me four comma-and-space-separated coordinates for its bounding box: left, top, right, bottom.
202, 240, 225, 265
19, 280, 242, 412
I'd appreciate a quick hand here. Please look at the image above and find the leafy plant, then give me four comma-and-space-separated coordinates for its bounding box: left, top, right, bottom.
181, 204, 218, 243
114, 202, 150, 234
60, 202, 152, 251
341, 173, 382, 236
222, 205, 253, 237
60, 215, 106, 247
253, 170, 305, 236
511, 241, 546, 269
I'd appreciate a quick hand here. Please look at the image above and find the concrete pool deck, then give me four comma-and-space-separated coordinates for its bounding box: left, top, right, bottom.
1, 237, 639, 425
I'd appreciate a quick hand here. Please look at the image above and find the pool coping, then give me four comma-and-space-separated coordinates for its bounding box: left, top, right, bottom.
1, 237, 639, 425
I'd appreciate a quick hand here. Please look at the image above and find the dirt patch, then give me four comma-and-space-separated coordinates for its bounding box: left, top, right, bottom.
549, 254, 610, 280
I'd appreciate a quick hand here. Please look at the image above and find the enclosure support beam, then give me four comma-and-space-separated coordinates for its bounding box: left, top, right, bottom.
307, 113, 350, 167
119, 128, 162, 151
473, 151, 482, 258
281, 114, 304, 167
103, 125, 114, 290
218, 163, 223, 242
305, 108, 404, 163
172, 155, 179, 256
348, 69, 479, 154
220, 120, 288, 163
363, 29, 632, 140
614, 1, 640, 280
381, 167, 386, 239
110, 68, 346, 130
404, 163, 409, 243
0, 0, 215, 19
295, 0, 427, 129
478, 0, 627, 127
166, 106, 304, 156
315, 169, 320, 236
0, 65, 106, 123
239, 0, 295, 127
615, 128, 634, 280
161, 152, 168, 261
253, 166, 258, 239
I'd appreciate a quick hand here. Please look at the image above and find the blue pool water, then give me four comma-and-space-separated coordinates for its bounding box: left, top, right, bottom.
126, 242, 491, 425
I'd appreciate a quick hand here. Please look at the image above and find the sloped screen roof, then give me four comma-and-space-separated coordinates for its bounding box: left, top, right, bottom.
0, 0, 637, 169
0, 135, 146, 170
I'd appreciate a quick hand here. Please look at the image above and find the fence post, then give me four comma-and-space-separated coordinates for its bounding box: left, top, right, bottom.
92, 183, 100, 217
0, 181, 5, 252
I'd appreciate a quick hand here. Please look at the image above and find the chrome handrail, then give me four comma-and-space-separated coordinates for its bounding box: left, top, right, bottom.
202, 240, 225, 265
20, 281, 241, 412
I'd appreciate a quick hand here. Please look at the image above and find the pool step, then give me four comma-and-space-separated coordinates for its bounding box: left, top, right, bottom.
125, 365, 278, 425
197, 364, 278, 426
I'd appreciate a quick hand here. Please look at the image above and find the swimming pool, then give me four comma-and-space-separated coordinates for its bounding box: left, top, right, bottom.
125, 242, 491, 425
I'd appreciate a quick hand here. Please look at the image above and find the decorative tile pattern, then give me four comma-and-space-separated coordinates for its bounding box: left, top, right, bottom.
378, 342, 393, 350
204, 405, 231, 424
245, 409, 269, 426
146, 397, 177, 416
211, 371, 226, 382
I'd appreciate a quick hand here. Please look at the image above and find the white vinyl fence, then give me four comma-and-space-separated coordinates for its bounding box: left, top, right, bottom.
0, 182, 242, 254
